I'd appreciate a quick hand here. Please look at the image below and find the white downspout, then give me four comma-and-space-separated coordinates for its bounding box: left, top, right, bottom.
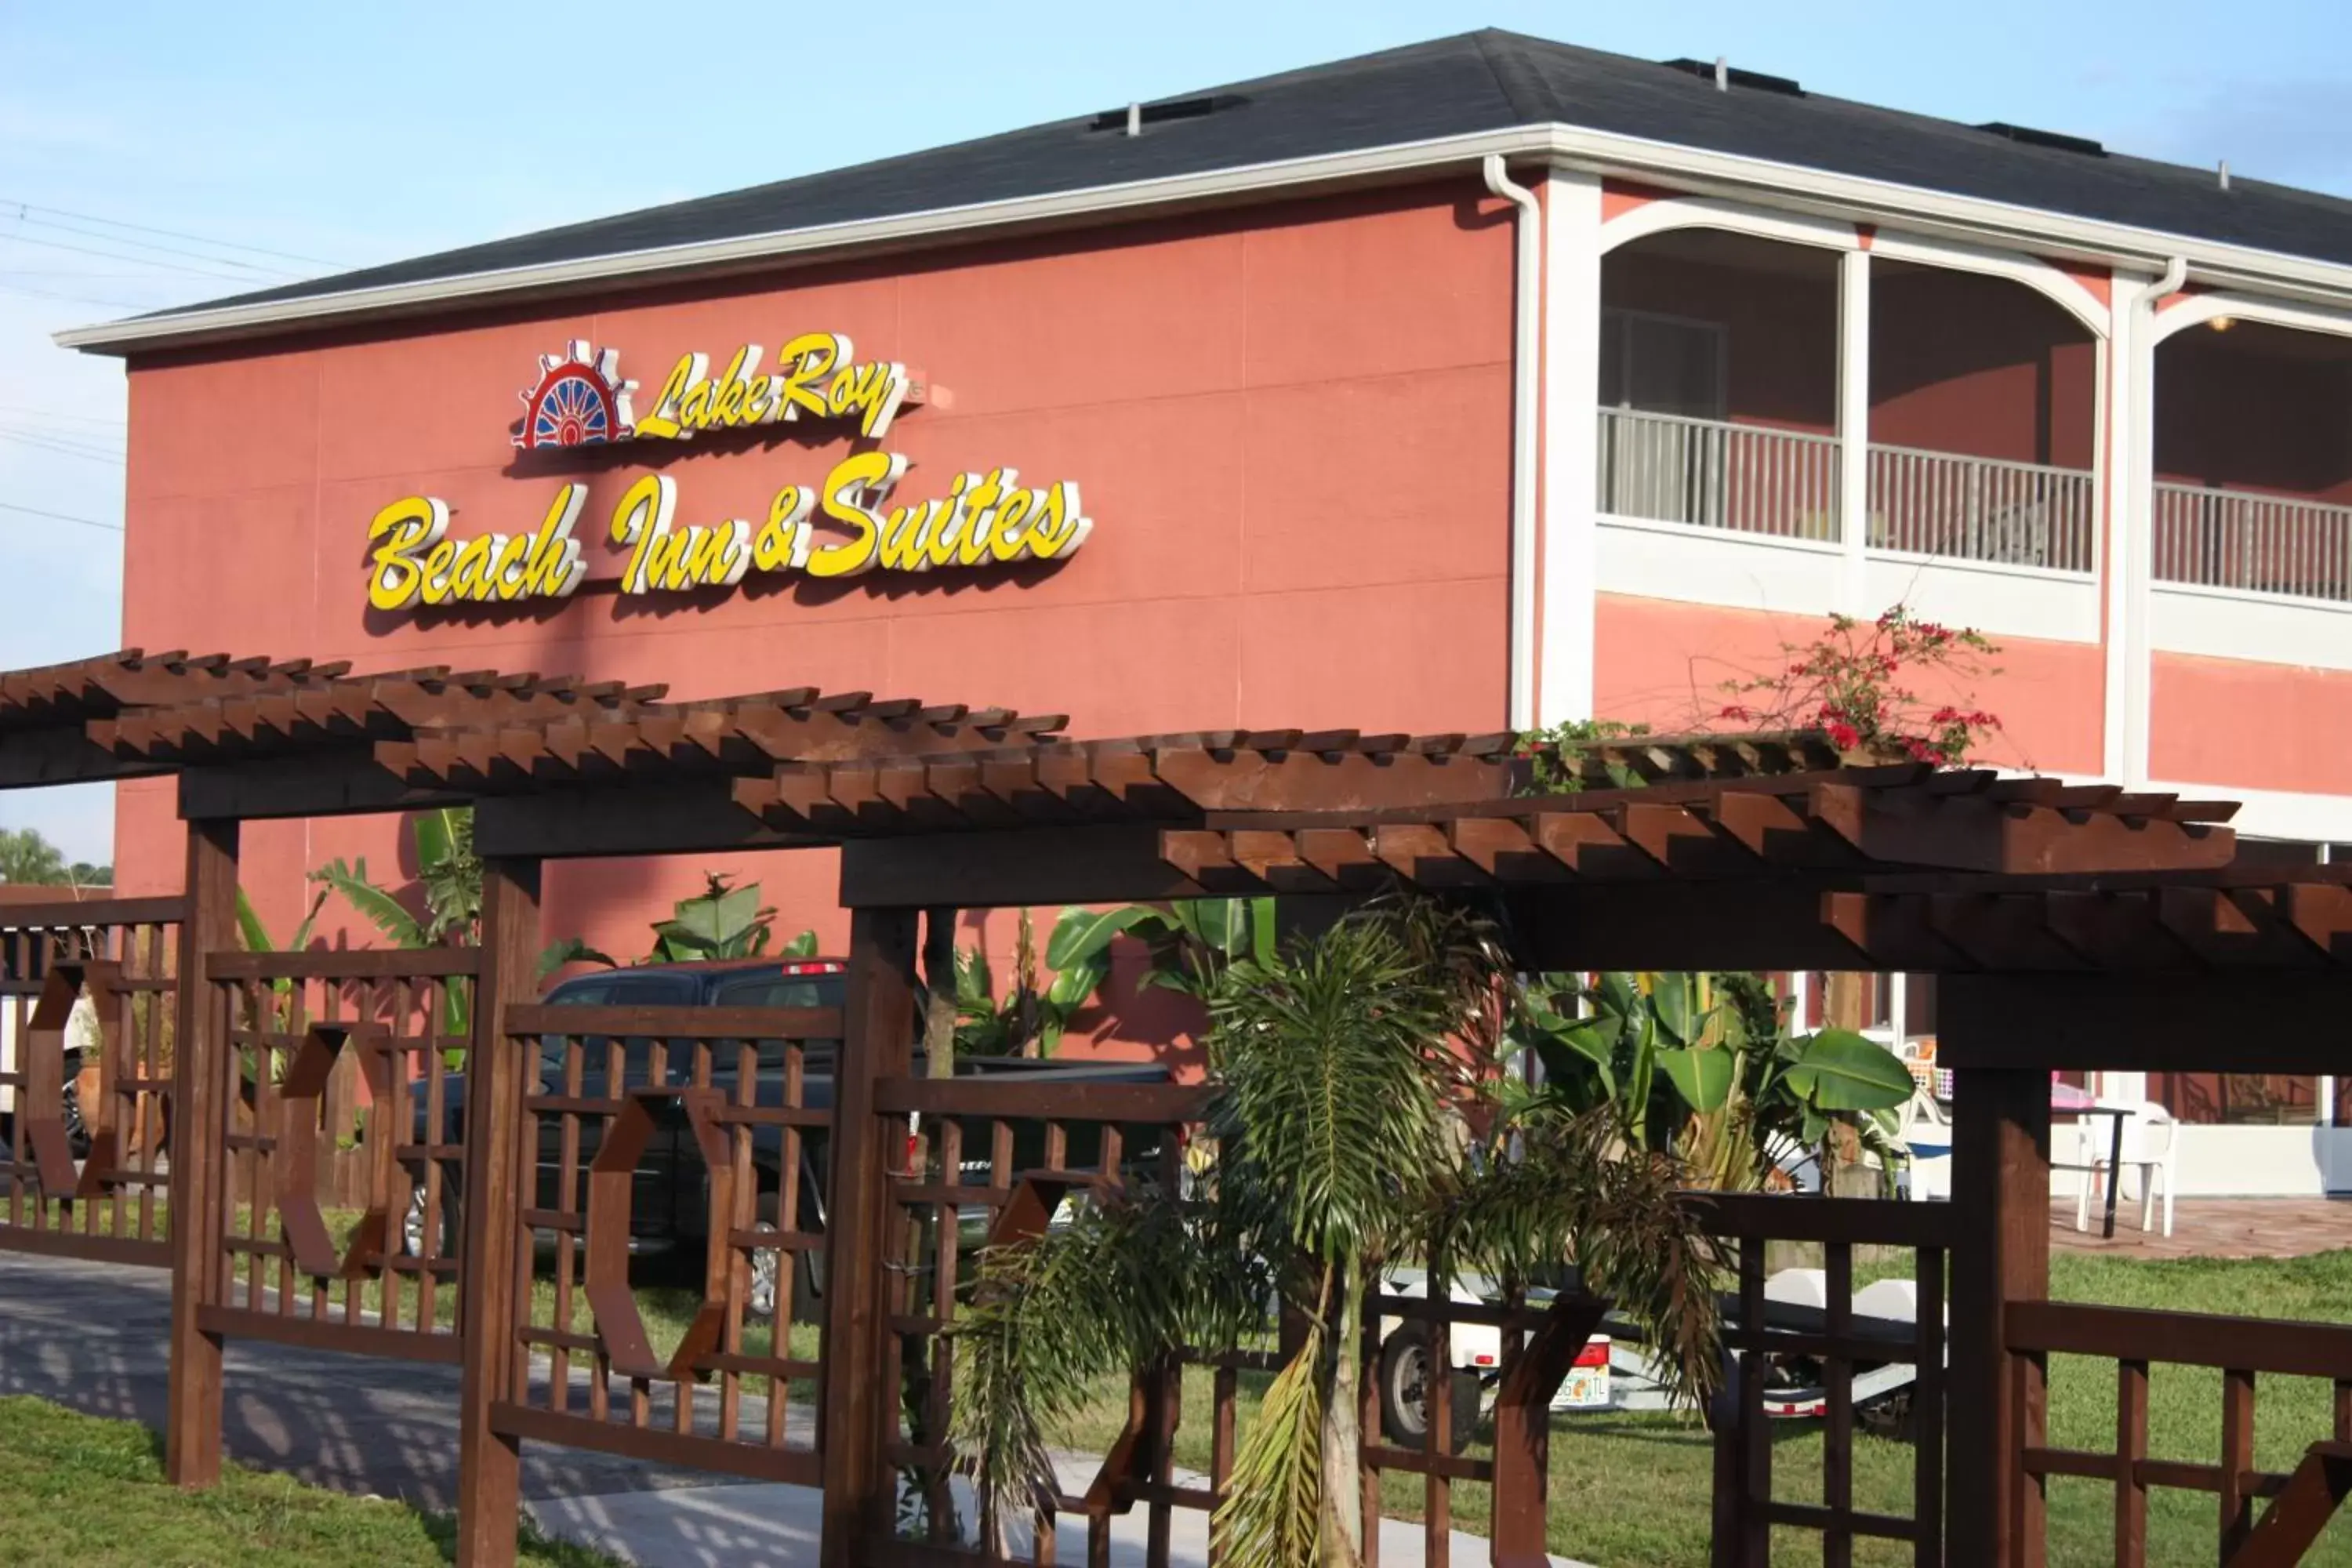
1484, 153, 1543, 734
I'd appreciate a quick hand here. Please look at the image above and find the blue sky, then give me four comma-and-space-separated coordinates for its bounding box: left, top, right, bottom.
2, 0, 2348, 859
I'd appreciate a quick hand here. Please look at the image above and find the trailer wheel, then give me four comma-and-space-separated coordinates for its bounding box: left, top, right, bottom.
1377, 1327, 1481, 1454
1858, 1388, 1915, 1443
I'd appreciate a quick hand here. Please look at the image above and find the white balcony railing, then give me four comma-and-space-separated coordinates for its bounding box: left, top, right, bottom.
1598, 409, 2098, 574
1598, 413, 2352, 604
2154, 483, 2352, 603
1596, 408, 1839, 542
1867, 444, 2097, 573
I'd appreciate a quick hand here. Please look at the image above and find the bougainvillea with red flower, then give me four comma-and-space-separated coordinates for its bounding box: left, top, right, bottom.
1712, 606, 2004, 766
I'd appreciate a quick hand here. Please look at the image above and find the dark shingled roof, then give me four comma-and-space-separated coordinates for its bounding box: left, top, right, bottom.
137, 30, 2352, 323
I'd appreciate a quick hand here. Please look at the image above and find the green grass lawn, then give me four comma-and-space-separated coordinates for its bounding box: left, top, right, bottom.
0, 1394, 620, 1568
1041, 1247, 2352, 1568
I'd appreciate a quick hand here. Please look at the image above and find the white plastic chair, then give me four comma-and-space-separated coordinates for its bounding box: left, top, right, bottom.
2069, 1101, 2178, 1237
1896, 1088, 1953, 1202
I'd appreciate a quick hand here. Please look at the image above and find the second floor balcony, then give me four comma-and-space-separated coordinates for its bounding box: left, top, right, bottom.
1596, 232, 2352, 610
1597, 407, 2100, 574
1595, 406, 2352, 606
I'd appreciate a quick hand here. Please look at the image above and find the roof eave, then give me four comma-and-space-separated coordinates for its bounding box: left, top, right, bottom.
56, 120, 2352, 358
53, 125, 1556, 357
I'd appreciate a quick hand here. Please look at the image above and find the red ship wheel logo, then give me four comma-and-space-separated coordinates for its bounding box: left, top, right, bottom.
515, 342, 636, 450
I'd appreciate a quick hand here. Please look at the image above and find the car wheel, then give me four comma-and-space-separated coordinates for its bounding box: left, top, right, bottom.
747, 1190, 784, 1321
401, 1175, 461, 1259
62, 1076, 90, 1160
1377, 1326, 1481, 1454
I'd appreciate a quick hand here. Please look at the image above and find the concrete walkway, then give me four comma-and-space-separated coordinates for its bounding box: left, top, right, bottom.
0, 1251, 1584, 1566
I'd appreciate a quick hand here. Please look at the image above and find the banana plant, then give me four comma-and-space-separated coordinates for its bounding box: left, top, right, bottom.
955, 908, 1114, 1058
1510, 971, 1916, 1191
310, 809, 616, 1040
1053, 897, 1277, 1000
642, 873, 779, 961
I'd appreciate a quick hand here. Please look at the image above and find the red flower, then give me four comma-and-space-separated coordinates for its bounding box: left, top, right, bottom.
1825, 720, 1861, 750
1718, 703, 1751, 721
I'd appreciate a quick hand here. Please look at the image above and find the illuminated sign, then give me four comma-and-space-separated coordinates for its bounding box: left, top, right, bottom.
510, 334, 919, 451
515, 343, 635, 449
368, 331, 1088, 612
367, 457, 1088, 612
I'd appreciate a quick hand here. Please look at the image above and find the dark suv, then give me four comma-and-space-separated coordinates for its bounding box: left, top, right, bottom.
407, 957, 1168, 1317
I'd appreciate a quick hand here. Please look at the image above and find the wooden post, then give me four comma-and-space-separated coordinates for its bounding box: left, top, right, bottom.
1946, 1062, 2051, 1568
819, 907, 919, 1568
453, 857, 542, 1568
1492, 1292, 1608, 1566
165, 818, 237, 1487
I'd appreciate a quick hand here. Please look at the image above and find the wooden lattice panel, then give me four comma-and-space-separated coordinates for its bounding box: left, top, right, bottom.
0, 898, 181, 1266
485, 1004, 836, 1485
201, 950, 477, 1359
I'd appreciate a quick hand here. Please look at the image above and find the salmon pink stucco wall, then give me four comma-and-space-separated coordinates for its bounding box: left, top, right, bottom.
111, 183, 1518, 1027
1592, 593, 2104, 776
2149, 654, 2352, 796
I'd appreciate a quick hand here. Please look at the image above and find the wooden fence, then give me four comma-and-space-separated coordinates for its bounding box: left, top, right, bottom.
2009, 1301, 2352, 1565
1700, 1192, 1951, 1568
25, 903, 2342, 1566
0, 895, 183, 1269
480, 1000, 838, 1485
196, 948, 478, 1360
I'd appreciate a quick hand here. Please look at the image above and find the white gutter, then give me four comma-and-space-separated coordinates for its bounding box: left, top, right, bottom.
56, 121, 2352, 356
1483, 154, 1543, 733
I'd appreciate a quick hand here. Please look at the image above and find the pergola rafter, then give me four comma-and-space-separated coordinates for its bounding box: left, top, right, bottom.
0, 648, 353, 787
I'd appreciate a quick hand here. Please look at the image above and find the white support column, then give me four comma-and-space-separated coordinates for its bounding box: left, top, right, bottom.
2102, 278, 2136, 782
1538, 167, 1603, 724
2122, 285, 2160, 790
1837, 247, 1871, 613
2107, 269, 2163, 788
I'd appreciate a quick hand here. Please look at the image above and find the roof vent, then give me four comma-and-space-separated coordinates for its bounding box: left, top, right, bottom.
1087, 94, 1246, 134
1977, 122, 2107, 158
1663, 57, 1803, 97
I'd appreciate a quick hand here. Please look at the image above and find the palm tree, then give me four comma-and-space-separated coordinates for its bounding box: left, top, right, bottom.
949, 899, 1722, 1566
0, 827, 69, 886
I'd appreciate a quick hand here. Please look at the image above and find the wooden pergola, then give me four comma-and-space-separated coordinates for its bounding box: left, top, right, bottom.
2, 648, 2347, 1567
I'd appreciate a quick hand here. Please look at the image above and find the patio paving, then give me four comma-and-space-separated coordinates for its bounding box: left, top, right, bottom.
2050, 1194, 2352, 1260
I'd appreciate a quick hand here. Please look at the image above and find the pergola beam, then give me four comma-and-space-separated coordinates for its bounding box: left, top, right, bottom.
0, 724, 169, 788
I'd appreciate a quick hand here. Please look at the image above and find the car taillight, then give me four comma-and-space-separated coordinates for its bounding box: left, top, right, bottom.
782, 960, 844, 975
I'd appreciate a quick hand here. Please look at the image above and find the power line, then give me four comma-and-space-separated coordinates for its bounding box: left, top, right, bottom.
0, 278, 154, 310
0, 230, 270, 285
0, 430, 122, 465
0, 405, 123, 428
0, 500, 122, 532
0, 420, 122, 455
0, 198, 343, 270
6, 209, 297, 278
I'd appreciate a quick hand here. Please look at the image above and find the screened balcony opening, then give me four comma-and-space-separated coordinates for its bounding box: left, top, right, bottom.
1598, 228, 1840, 540
1596, 234, 2101, 574
1867, 261, 2098, 572
2155, 319, 2352, 602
